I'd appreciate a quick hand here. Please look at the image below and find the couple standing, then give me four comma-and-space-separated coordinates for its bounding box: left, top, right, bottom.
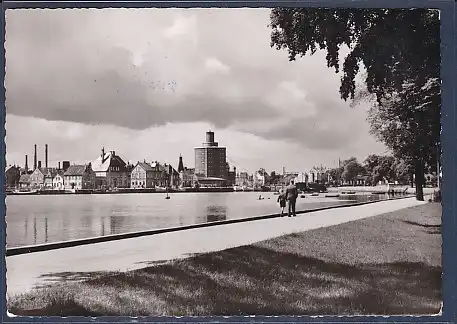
277, 180, 299, 217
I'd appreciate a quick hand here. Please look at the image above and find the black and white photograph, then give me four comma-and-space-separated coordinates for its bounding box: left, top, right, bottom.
4, 6, 442, 316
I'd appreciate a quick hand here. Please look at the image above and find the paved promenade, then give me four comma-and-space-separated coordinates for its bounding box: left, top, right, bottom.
7, 197, 427, 297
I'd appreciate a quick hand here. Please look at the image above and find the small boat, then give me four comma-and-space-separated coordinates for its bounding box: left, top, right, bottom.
273, 191, 280, 195
13, 189, 39, 195
165, 188, 171, 200
300, 194, 306, 198
311, 193, 319, 197
258, 195, 264, 200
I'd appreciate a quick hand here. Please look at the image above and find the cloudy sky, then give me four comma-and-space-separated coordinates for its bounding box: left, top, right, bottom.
5, 8, 386, 174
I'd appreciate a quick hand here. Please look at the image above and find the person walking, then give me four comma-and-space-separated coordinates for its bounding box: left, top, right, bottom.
277, 188, 287, 217
285, 180, 298, 217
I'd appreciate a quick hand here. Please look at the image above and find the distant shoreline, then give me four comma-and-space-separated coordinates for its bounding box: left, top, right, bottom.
7, 185, 438, 196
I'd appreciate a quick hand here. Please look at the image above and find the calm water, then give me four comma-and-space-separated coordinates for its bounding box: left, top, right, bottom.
5, 192, 393, 248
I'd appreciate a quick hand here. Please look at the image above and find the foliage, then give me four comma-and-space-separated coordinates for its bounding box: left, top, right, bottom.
342, 158, 365, 182
269, 8, 440, 200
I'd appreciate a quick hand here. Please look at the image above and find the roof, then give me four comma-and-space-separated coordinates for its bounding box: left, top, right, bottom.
5, 166, 19, 173
150, 162, 167, 172
19, 174, 31, 183
64, 165, 88, 176
196, 176, 226, 181
36, 167, 59, 178
135, 162, 154, 172
92, 151, 127, 172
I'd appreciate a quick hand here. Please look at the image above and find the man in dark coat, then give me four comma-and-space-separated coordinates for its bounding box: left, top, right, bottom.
285, 180, 299, 217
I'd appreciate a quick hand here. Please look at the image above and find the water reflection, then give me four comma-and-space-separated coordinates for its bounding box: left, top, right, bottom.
45, 217, 48, 243
101, 217, 105, 236
7, 192, 399, 248
33, 218, 37, 245
205, 205, 228, 223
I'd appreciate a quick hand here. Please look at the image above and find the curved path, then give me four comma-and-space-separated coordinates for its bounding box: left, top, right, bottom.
6, 197, 427, 297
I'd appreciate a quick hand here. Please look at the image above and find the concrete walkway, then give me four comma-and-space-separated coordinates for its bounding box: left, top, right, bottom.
6, 197, 427, 297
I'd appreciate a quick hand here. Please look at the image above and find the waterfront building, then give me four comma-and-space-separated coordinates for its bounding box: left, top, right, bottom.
5, 165, 20, 188
293, 172, 309, 185
179, 167, 198, 188
149, 161, 169, 187
52, 172, 65, 190
29, 168, 44, 188
91, 148, 130, 189
309, 166, 329, 184
196, 175, 226, 188
164, 163, 180, 188
194, 131, 228, 181
63, 164, 96, 190
130, 162, 155, 188
235, 172, 254, 188
29, 167, 58, 188
254, 168, 270, 188
18, 174, 31, 188
282, 173, 298, 186
227, 164, 236, 187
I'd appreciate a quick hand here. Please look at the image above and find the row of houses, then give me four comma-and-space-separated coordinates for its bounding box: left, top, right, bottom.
8, 149, 194, 190
16, 164, 96, 190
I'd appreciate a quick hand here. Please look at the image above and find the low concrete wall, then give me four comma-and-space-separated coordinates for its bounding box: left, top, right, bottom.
327, 186, 437, 194
6, 195, 418, 257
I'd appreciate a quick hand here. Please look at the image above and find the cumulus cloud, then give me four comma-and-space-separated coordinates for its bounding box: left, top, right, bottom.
5, 8, 386, 169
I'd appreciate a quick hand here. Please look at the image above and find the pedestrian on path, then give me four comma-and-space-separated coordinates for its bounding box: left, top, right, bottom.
277, 188, 287, 217
285, 180, 298, 217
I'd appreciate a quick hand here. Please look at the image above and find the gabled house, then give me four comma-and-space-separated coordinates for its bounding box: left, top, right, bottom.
29, 167, 58, 188
150, 161, 169, 188
52, 171, 65, 190
18, 174, 31, 188
63, 164, 96, 190
131, 162, 155, 188
91, 148, 130, 189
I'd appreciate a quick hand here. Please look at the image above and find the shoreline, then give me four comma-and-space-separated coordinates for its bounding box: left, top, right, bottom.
7, 185, 438, 196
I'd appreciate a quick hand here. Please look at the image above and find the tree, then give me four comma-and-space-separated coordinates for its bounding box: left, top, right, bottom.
394, 158, 415, 186
328, 167, 343, 186
269, 9, 440, 201
342, 158, 365, 184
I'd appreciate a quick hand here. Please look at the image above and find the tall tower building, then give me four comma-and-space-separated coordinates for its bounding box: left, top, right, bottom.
194, 131, 227, 179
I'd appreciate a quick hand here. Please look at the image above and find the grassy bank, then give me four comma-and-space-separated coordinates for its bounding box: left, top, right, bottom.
8, 203, 442, 316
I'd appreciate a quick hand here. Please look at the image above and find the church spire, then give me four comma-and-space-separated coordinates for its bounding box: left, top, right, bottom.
178, 154, 184, 173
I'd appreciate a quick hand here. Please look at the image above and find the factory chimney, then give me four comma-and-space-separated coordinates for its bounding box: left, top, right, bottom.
34, 145, 37, 170
25, 155, 28, 171
45, 144, 48, 168
58, 162, 61, 170
38, 161, 42, 169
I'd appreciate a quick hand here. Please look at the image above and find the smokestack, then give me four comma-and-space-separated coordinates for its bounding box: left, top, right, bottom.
38, 161, 42, 169
25, 155, 28, 171
45, 144, 48, 168
58, 162, 61, 170
34, 145, 37, 170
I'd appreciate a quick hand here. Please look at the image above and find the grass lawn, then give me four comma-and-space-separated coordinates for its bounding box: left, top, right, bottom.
8, 203, 442, 316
